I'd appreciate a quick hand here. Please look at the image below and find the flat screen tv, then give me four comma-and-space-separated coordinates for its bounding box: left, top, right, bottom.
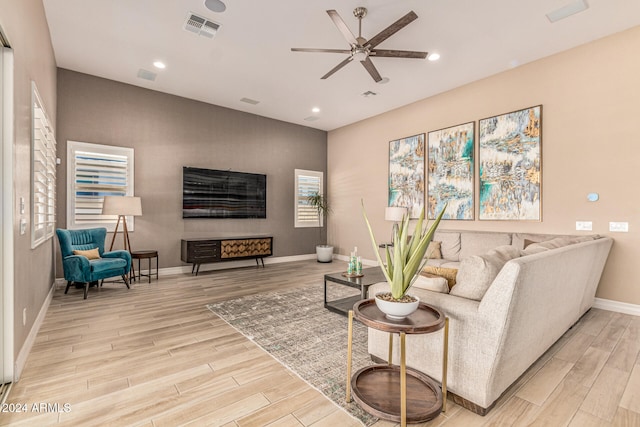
183, 167, 267, 219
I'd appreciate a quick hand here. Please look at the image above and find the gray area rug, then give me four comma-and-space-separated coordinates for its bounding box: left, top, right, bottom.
207, 283, 378, 426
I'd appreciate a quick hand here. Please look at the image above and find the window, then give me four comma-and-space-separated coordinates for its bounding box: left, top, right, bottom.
294, 169, 323, 228
67, 141, 134, 231
31, 83, 56, 248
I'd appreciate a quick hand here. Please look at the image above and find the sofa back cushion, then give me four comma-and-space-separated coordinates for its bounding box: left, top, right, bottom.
522, 235, 598, 255
451, 244, 521, 301
433, 231, 461, 261
459, 232, 512, 260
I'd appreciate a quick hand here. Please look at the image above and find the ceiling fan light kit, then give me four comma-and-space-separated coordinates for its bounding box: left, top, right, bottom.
291, 7, 428, 82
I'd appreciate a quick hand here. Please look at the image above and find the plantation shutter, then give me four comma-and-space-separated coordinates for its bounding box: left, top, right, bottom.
31, 83, 57, 248
294, 169, 323, 228
67, 141, 134, 231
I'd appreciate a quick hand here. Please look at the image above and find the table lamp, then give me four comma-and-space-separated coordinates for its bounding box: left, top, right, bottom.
384, 206, 407, 244
102, 196, 142, 252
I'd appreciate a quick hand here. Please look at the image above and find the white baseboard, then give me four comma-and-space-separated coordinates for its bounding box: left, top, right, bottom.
14, 281, 56, 381
594, 297, 640, 316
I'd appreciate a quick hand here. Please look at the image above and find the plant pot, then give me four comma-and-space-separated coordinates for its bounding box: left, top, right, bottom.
316, 245, 334, 263
374, 292, 420, 320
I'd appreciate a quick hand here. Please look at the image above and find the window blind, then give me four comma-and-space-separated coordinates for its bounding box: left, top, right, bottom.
31, 83, 56, 248
67, 141, 134, 230
294, 169, 323, 228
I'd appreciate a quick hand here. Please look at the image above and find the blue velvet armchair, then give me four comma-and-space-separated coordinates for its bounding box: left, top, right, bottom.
56, 228, 131, 299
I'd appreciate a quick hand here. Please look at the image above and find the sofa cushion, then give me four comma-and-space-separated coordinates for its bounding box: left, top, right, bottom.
426, 241, 442, 259
451, 245, 521, 301
90, 258, 127, 274
421, 266, 458, 289
433, 232, 461, 261
73, 248, 101, 260
522, 235, 597, 255
411, 275, 449, 293
459, 232, 512, 260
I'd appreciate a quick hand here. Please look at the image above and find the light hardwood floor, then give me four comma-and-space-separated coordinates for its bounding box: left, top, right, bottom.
2, 260, 639, 426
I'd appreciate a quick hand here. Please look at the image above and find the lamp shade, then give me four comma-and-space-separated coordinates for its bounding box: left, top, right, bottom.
384, 206, 407, 222
102, 196, 142, 216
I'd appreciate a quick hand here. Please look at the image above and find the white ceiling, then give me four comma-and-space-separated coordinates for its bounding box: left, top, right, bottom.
42, 0, 640, 131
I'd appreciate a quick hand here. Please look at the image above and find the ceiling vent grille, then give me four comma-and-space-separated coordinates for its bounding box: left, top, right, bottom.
137, 69, 157, 81
184, 12, 221, 38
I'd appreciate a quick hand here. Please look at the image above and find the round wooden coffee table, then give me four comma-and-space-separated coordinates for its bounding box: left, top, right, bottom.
346, 299, 449, 426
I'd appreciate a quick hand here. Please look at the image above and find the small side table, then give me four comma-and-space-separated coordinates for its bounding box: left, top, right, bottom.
346, 299, 449, 426
130, 250, 159, 283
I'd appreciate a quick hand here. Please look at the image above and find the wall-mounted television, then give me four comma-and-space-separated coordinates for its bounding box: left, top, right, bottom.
183, 167, 267, 219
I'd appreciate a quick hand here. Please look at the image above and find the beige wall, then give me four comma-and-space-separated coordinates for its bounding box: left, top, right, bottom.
328, 26, 640, 306
0, 0, 58, 362
56, 69, 327, 270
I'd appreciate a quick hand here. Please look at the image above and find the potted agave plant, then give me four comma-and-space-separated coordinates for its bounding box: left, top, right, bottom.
362, 201, 447, 320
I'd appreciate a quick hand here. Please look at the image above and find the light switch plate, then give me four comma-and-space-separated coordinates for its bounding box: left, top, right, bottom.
609, 222, 629, 232
576, 221, 592, 231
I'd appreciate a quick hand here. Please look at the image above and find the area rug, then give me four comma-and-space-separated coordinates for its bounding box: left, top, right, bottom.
206, 283, 378, 426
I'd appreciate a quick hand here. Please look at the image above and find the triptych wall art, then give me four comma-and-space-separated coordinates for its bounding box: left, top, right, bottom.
427, 122, 475, 220
388, 133, 425, 219
387, 105, 542, 221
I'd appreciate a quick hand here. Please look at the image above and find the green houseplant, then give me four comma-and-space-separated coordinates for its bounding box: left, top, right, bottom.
362, 201, 447, 318
308, 192, 333, 262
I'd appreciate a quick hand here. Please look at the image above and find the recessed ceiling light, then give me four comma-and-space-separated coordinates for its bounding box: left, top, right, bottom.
377, 77, 390, 84
427, 53, 440, 62
153, 61, 166, 69
312, 107, 320, 113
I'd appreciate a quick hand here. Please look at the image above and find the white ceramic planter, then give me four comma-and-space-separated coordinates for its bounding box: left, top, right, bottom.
374, 293, 420, 320
316, 245, 334, 263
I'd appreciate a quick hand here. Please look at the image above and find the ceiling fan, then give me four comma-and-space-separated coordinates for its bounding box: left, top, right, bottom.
291, 7, 428, 82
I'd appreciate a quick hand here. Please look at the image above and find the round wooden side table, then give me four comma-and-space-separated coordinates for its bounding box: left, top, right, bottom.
346, 299, 449, 426
130, 250, 159, 283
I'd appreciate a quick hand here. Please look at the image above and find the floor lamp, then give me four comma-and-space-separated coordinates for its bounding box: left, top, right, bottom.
102, 196, 143, 252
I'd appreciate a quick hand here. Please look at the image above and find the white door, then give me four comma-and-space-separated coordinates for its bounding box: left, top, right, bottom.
1, 41, 15, 387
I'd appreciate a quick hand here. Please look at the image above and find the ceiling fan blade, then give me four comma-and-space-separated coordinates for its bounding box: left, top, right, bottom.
321, 57, 353, 80
371, 49, 428, 59
360, 57, 382, 82
366, 11, 418, 49
291, 48, 351, 54
326, 10, 358, 46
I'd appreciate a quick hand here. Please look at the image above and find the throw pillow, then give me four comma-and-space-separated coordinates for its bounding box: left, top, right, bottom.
73, 248, 101, 260
412, 275, 449, 293
426, 241, 442, 259
451, 245, 521, 301
522, 236, 596, 255
421, 266, 458, 289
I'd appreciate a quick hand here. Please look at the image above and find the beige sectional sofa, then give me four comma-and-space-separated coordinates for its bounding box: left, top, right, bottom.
366, 230, 613, 414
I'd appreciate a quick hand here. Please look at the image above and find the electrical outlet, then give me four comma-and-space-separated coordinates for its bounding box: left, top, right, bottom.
20, 218, 26, 235
576, 221, 592, 231
609, 222, 629, 232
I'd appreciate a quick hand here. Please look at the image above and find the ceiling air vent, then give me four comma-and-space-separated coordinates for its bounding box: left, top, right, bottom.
184, 12, 221, 38
137, 69, 157, 81
240, 97, 260, 105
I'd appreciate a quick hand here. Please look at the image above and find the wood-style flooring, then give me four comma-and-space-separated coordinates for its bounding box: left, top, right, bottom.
2, 260, 640, 426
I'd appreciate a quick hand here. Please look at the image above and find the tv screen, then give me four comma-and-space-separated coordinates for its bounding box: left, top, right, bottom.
183, 167, 266, 219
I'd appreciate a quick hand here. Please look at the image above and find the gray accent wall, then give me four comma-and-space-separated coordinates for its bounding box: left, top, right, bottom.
0, 0, 58, 375
56, 69, 327, 271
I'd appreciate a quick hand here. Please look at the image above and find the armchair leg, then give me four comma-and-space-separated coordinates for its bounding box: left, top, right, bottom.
122, 275, 130, 289
65, 281, 72, 294
83, 282, 89, 300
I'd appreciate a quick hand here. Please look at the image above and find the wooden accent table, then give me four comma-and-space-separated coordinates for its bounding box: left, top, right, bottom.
346, 299, 449, 426
130, 250, 159, 283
